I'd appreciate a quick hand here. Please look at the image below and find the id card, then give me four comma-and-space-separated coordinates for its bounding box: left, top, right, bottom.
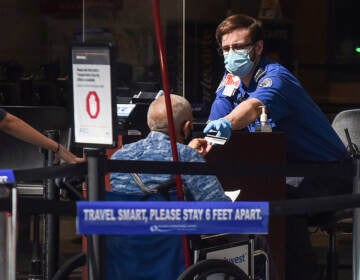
222, 74, 240, 97
205, 134, 228, 145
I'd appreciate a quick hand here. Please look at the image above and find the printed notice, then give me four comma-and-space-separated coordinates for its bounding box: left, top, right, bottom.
72, 46, 114, 145
77, 201, 269, 235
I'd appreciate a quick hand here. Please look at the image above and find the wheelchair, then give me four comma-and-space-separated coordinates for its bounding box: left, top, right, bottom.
105, 177, 270, 280
179, 233, 270, 280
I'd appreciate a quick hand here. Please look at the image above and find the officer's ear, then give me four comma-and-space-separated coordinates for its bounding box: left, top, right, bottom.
255, 40, 264, 56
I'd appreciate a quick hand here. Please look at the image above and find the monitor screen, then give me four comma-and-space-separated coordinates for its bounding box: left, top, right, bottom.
117, 103, 136, 118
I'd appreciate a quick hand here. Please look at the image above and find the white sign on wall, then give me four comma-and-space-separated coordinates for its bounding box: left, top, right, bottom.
72, 46, 114, 146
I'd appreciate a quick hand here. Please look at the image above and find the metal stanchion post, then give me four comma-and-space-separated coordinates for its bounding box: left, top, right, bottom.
7, 186, 17, 280
353, 157, 360, 280
5, 212, 10, 280
0, 186, 7, 279
85, 148, 106, 280
43, 130, 60, 280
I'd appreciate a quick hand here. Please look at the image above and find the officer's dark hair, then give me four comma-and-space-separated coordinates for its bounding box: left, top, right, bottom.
215, 14, 264, 47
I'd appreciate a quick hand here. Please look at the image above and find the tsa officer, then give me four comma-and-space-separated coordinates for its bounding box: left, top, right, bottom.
204, 13, 351, 280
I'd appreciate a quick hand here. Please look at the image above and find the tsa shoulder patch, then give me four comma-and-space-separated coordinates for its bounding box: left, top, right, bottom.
258, 78, 273, 88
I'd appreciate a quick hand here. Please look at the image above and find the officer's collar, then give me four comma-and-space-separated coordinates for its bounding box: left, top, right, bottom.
244, 58, 266, 90
239, 58, 263, 90
254, 68, 266, 83
253, 57, 266, 83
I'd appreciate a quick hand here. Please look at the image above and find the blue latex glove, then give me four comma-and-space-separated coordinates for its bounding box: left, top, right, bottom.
203, 118, 232, 139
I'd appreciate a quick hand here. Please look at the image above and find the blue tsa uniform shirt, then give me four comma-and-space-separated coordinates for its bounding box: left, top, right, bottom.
209, 58, 348, 163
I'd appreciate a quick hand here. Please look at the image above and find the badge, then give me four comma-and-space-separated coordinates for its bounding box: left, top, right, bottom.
222, 74, 240, 97
258, 78, 272, 88
222, 85, 237, 97
224, 73, 240, 87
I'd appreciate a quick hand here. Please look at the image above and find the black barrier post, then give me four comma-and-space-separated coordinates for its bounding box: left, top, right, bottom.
43, 130, 60, 280
85, 148, 106, 280
353, 157, 360, 280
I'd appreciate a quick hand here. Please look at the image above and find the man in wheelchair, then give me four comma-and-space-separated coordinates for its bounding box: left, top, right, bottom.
106, 94, 230, 280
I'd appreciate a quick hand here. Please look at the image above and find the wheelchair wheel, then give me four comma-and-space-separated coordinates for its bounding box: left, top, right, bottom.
52, 252, 86, 280
177, 259, 251, 280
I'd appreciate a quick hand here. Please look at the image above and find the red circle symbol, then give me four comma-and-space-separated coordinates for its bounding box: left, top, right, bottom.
86, 91, 100, 119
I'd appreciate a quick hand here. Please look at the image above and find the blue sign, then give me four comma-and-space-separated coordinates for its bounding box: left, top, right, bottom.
0, 169, 15, 184
77, 201, 269, 235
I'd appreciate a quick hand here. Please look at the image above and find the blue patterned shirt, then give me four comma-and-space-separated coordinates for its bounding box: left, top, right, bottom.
0, 109, 6, 121
110, 131, 229, 201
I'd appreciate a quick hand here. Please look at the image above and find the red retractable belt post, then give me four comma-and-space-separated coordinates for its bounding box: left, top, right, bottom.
152, 0, 191, 268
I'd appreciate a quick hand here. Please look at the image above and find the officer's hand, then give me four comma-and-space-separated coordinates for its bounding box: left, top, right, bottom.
203, 118, 232, 139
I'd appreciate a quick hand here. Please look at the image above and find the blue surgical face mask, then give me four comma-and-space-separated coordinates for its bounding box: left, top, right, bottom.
224, 49, 254, 77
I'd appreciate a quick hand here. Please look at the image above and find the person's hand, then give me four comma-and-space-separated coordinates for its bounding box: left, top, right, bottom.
203, 118, 232, 139
54, 144, 86, 164
188, 138, 212, 156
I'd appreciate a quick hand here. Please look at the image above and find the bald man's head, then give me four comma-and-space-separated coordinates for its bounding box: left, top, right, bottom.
147, 94, 193, 141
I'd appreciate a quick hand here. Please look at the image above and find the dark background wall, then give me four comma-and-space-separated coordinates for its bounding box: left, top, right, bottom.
0, 0, 359, 117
